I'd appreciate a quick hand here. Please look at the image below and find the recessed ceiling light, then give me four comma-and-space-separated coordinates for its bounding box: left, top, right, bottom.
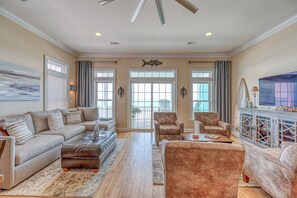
110, 42, 119, 45
187, 42, 196, 45
205, 32, 213, 37
95, 32, 102, 37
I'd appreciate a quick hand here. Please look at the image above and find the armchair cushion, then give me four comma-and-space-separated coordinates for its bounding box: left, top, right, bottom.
194, 112, 219, 126
154, 112, 177, 125
160, 125, 180, 135
204, 126, 226, 134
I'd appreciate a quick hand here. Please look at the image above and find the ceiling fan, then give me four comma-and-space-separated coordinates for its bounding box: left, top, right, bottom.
98, 0, 198, 25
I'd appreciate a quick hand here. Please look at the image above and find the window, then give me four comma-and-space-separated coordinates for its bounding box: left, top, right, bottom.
94, 69, 115, 118
191, 70, 214, 118
130, 71, 175, 78
45, 57, 69, 110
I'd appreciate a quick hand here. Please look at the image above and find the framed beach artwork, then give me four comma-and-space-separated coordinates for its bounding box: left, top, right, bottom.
0, 61, 40, 101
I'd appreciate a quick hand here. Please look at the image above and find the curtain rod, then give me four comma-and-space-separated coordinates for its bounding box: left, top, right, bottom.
188, 61, 215, 64
78, 60, 118, 64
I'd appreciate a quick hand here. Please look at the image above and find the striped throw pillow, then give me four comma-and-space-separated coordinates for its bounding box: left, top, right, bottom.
4, 120, 34, 145
48, 112, 64, 130
65, 111, 82, 124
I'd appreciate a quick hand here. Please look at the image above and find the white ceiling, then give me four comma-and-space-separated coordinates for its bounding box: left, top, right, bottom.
1, 0, 297, 56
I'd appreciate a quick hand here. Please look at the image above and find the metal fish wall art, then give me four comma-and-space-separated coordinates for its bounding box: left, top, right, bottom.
142, 59, 163, 67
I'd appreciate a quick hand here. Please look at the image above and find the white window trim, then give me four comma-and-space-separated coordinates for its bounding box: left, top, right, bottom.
190, 68, 215, 120
44, 56, 69, 111
93, 68, 116, 119
128, 69, 177, 131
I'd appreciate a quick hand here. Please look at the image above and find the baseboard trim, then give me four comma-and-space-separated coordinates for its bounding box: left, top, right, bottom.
184, 128, 194, 133
117, 128, 129, 132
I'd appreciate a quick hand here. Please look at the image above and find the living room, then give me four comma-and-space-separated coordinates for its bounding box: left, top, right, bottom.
0, 0, 297, 198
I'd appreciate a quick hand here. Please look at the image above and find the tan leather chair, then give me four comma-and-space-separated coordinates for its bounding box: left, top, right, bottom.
154, 112, 184, 146
162, 141, 245, 198
194, 112, 231, 137
242, 141, 297, 198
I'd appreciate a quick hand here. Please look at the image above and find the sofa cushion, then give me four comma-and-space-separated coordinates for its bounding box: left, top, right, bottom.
38, 125, 86, 141
60, 108, 78, 124
0, 113, 35, 134
65, 111, 82, 124
5, 119, 34, 145
280, 144, 297, 173
98, 119, 116, 131
160, 125, 180, 135
29, 109, 60, 133
77, 107, 99, 121
80, 121, 97, 131
15, 135, 64, 166
205, 126, 226, 135
48, 112, 65, 130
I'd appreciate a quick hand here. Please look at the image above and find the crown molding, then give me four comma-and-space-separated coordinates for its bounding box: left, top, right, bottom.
229, 14, 297, 57
78, 53, 231, 59
0, 7, 78, 56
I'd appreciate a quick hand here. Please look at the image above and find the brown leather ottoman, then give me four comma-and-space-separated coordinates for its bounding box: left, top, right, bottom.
61, 131, 117, 172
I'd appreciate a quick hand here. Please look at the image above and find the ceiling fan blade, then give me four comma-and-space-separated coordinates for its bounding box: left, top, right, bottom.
155, 0, 165, 25
175, 0, 198, 13
99, 0, 114, 6
131, 0, 147, 23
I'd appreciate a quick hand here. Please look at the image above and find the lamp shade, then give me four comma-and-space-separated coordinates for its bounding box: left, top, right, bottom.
251, 86, 259, 92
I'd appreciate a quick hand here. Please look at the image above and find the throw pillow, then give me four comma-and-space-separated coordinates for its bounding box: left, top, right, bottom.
4, 119, 34, 145
48, 112, 65, 130
29, 109, 60, 133
65, 111, 82, 124
77, 107, 99, 121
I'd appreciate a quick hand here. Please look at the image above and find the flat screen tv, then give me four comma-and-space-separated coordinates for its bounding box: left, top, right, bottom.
259, 71, 297, 107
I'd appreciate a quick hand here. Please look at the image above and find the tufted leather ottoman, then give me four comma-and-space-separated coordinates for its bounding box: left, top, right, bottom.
61, 131, 117, 172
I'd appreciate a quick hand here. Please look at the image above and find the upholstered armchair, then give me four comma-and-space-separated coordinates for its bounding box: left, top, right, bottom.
154, 112, 184, 146
242, 141, 297, 198
194, 112, 231, 137
161, 141, 245, 198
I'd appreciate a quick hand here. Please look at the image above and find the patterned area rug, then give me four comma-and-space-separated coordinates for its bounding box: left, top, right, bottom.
0, 139, 126, 197
152, 144, 259, 188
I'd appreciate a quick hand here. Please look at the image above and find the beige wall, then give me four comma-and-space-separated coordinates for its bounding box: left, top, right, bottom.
0, 16, 77, 116
89, 58, 224, 130
231, 23, 297, 125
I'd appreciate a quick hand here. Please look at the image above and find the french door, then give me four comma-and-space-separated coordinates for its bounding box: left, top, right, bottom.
131, 82, 174, 130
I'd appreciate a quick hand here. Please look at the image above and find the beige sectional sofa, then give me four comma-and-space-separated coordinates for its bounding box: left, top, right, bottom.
0, 107, 116, 189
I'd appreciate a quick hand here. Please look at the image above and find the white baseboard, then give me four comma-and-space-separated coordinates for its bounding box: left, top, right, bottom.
117, 128, 128, 132
184, 128, 194, 133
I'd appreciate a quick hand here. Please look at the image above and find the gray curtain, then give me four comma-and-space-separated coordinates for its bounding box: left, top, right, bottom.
215, 61, 231, 123
77, 61, 93, 107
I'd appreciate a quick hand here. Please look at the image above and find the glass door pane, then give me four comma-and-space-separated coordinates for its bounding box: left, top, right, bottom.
153, 83, 173, 113
131, 83, 152, 129
96, 82, 113, 118
192, 82, 211, 113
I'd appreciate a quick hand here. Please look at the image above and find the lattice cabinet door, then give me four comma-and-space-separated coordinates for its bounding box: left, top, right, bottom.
255, 115, 273, 147
277, 118, 297, 147
240, 112, 254, 143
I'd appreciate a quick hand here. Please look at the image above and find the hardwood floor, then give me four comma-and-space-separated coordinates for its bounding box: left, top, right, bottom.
1, 132, 271, 198
94, 132, 271, 198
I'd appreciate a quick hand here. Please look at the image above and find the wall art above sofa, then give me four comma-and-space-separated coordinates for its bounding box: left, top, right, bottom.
0, 61, 40, 101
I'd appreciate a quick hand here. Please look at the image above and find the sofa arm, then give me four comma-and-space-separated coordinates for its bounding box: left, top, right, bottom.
194, 120, 204, 134
0, 136, 15, 189
218, 121, 231, 137
175, 120, 184, 133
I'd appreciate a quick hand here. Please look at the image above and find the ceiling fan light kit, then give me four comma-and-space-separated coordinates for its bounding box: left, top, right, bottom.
99, 0, 198, 25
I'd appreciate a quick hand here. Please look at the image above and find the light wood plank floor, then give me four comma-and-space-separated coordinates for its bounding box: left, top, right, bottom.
94, 132, 271, 198
1, 132, 271, 198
